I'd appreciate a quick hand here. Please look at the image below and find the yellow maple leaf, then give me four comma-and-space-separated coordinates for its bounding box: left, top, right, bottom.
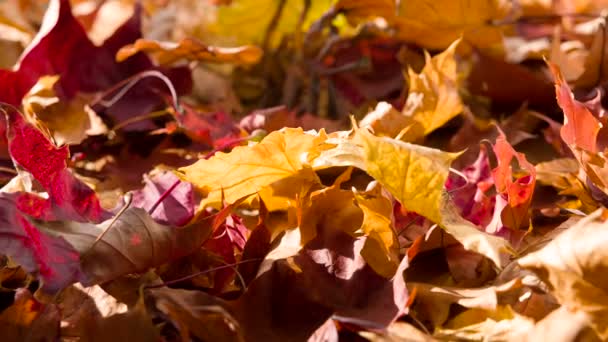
356, 128, 458, 223
355, 184, 400, 278
361, 40, 466, 141
178, 128, 330, 208
355, 128, 512, 267
22, 75, 107, 146
393, 0, 510, 50
207, 0, 334, 47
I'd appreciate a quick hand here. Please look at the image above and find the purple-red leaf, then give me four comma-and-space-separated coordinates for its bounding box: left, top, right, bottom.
0, 194, 85, 293
131, 170, 197, 227
5, 106, 108, 222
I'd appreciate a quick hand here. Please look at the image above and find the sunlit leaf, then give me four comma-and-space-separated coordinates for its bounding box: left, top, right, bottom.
116, 38, 263, 66
519, 209, 608, 339
179, 128, 330, 208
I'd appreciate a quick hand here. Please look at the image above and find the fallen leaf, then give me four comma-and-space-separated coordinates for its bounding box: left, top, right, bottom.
131, 169, 197, 227
178, 128, 329, 208
393, 0, 510, 50
518, 208, 608, 339
34, 208, 213, 285
117, 38, 263, 66
355, 184, 400, 278
146, 287, 243, 342
0, 288, 60, 341
356, 128, 512, 267
4, 106, 108, 222
0, 194, 86, 293
401, 39, 465, 141
550, 63, 601, 153
355, 128, 458, 224
22, 75, 107, 145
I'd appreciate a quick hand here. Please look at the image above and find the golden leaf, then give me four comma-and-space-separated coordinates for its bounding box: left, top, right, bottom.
355, 129, 512, 267
393, 0, 510, 50
116, 38, 263, 66
402, 39, 465, 141
355, 184, 400, 278
178, 128, 330, 208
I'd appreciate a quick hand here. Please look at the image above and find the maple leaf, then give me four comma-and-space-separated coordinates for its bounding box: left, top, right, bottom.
519, 209, 608, 339
491, 131, 536, 231
361, 40, 465, 141
355, 129, 512, 267
178, 128, 330, 208
355, 184, 400, 278
550, 63, 608, 202
131, 170, 198, 227
231, 225, 409, 341
550, 63, 601, 153
4, 106, 108, 222
22, 75, 107, 146
34, 208, 213, 285
0, 195, 85, 293
355, 128, 459, 224
116, 38, 263, 66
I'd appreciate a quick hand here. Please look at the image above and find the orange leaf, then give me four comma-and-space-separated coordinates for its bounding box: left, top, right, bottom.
549, 62, 601, 153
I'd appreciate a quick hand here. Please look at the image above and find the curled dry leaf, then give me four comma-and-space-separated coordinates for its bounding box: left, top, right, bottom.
34, 208, 213, 285
550, 63, 608, 203
22, 75, 107, 145
518, 208, 608, 339
116, 38, 264, 66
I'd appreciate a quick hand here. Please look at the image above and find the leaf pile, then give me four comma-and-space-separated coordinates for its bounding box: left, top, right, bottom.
1, 0, 608, 341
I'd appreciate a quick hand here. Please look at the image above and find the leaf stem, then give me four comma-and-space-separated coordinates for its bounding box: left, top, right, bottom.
85, 193, 133, 254
148, 179, 181, 216
90, 70, 182, 114
144, 258, 261, 289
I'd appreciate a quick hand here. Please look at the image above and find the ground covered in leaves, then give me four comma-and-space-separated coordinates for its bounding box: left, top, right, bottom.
1, 0, 608, 341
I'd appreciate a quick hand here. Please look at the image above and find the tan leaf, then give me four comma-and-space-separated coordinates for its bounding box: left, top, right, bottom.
22, 75, 107, 145
518, 208, 608, 339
